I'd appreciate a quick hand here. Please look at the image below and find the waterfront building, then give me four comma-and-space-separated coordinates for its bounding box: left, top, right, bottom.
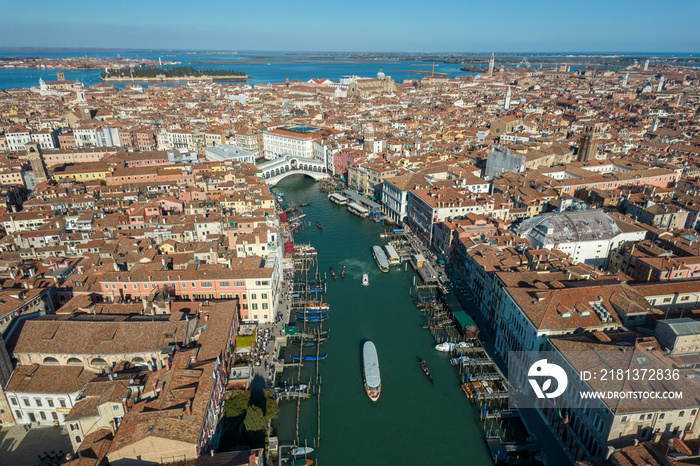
508, 331, 700, 461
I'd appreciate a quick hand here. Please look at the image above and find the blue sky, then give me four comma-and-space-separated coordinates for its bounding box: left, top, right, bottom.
1, 0, 698, 52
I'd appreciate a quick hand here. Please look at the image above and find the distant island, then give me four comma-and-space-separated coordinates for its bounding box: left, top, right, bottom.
0, 55, 180, 70
101, 66, 248, 82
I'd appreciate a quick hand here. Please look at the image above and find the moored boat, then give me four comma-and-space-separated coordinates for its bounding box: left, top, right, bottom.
363, 341, 381, 402
290, 354, 327, 361
372, 245, 390, 272
435, 341, 473, 352
291, 446, 314, 456
296, 313, 328, 322
305, 302, 330, 310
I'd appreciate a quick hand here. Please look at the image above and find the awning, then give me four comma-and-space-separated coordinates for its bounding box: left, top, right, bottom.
284, 241, 295, 253
279, 213, 289, 222
285, 325, 298, 335
452, 310, 477, 330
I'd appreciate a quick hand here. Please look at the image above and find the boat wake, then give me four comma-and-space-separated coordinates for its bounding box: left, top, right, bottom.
341, 258, 372, 278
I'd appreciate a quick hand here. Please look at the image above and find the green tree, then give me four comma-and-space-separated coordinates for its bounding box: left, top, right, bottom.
264, 392, 279, 420
243, 405, 267, 432
223, 390, 250, 418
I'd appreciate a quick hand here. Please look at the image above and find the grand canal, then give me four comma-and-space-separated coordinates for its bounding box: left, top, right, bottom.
273, 176, 492, 465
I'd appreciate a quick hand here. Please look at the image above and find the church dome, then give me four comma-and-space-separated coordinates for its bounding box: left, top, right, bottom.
377, 68, 385, 79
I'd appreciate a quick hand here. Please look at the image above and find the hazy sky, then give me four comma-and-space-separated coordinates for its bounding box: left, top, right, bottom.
1, 0, 698, 52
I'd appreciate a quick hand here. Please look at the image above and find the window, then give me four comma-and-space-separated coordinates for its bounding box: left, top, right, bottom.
663, 297, 672, 303
681, 296, 690, 301
39, 411, 46, 421
47, 399, 54, 408
10, 398, 17, 406
202, 282, 212, 287
660, 413, 665, 419
262, 293, 268, 299
52, 412, 58, 421
113, 405, 121, 411
132, 284, 137, 290
234, 281, 245, 287
191, 283, 196, 288
252, 303, 258, 310
251, 293, 257, 300
242, 294, 247, 300
220, 282, 230, 287
262, 303, 268, 310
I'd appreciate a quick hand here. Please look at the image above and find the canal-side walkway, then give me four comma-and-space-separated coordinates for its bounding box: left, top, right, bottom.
452, 289, 575, 466
402, 225, 574, 466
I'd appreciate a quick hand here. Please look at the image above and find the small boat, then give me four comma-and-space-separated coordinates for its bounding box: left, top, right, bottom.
305, 302, 330, 311
291, 337, 328, 346
295, 308, 327, 315
299, 202, 311, 207
418, 358, 434, 384
291, 446, 314, 456
330, 267, 336, 279
297, 214, 307, 219
290, 354, 328, 361
363, 341, 381, 402
341, 266, 346, 278
450, 357, 469, 365
286, 383, 308, 391
362, 273, 369, 286
296, 314, 328, 322
435, 341, 472, 352
316, 222, 324, 229
293, 460, 314, 466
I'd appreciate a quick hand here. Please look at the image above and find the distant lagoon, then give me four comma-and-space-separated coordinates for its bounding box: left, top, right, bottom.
0, 49, 695, 90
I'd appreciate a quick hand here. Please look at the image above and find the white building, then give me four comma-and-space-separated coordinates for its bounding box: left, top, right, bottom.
204, 144, 255, 163
6, 127, 31, 152
262, 126, 320, 160
30, 129, 58, 150
5, 364, 94, 426
515, 211, 646, 268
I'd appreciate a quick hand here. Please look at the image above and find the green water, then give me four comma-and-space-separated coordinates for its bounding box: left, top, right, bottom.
274, 177, 492, 465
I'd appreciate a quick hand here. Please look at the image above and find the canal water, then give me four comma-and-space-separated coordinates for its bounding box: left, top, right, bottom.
273, 176, 492, 465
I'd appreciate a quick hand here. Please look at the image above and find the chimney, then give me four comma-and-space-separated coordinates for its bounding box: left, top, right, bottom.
185, 400, 192, 416
652, 432, 662, 443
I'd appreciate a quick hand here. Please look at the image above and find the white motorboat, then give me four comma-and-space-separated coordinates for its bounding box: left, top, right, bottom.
291, 446, 315, 456
362, 273, 369, 286
435, 341, 472, 352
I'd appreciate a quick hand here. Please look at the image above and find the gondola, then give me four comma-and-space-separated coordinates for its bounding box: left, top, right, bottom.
341, 266, 346, 278
418, 357, 434, 384
316, 222, 324, 229
330, 267, 336, 279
